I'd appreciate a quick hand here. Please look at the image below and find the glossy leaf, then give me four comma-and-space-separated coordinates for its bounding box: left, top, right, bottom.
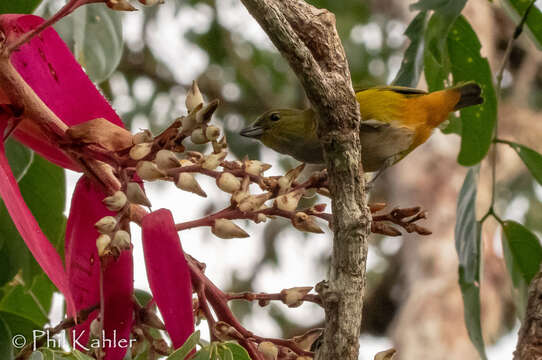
0, 154, 65, 288
501, 227, 529, 320
0, 141, 73, 313
503, 0, 542, 49
5, 139, 33, 182
0, 0, 42, 14
0, 274, 55, 328
218, 343, 250, 360
0, 315, 13, 360
167, 331, 200, 360
392, 11, 427, 87
502, 220, 542, 285
454, 166, 487, 360
505, 141, 542, 185
60, 4, 124, 83
448, 16, 497, 166
411, 0, 466, 14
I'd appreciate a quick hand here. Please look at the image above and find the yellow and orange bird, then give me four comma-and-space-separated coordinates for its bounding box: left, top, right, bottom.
240, 82, 483, 172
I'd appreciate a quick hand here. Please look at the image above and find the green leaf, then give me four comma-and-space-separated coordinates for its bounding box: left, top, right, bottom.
0, 274, 55, 328
38, 348, 55, 360
134, 289, 153, 308
218, 343, 250, 360
0, 311, 41, 350
0, 0, 42, 14
503, 0, 542, 49
56, 4, 123, 83
72, 350, 95, 360
502, 220, 542, 285
454, 166, 487, 360
392, 11, 428, 87
455, 167, 481, 282
191, 346, 213, 360
504, 141, 542, 185
29, 352, 44, 360
411, 0, 466, 16
447, 16, 497, 166
167, 331, 200, 360
5, 139, 34, 182
0, 315, 13, 360
501, 228, 529, 320
0, 154, 66, 287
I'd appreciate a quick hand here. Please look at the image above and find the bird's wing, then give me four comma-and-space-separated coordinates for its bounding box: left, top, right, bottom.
359, 119, 415, 171
354, 85, 427, 96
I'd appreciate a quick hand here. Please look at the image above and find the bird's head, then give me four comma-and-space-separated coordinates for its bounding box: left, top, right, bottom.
240, 109, 310, 139
240, 108, 320, 163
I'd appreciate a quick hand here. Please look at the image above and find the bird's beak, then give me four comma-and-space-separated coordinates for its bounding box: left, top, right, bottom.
240, 125, 264, 138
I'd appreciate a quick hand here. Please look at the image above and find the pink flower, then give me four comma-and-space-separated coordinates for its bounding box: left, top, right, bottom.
142, 209, 195, 349
0, 15, 132, 359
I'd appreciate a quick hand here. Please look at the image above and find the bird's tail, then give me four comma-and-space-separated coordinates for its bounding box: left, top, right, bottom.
452, 82, 483, 110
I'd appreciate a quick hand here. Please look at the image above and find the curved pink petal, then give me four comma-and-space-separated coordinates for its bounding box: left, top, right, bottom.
142, 209, 194, 348
0, 14, 123, 170
66, 176, 133, 358
0, 117, 74, 314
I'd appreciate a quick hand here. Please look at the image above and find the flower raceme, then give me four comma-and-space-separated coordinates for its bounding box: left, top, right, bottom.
0, 15, 194, 359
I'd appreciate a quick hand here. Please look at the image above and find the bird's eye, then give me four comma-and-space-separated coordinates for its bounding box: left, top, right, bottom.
270, 113, 280, 121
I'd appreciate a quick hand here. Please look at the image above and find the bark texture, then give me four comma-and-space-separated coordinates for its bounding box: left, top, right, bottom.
514, 265, 542, 360
238, 1, 370, 360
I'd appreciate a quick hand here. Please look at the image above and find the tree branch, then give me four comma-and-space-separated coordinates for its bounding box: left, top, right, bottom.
514, 264, 542, 360
238, 1, 369, 359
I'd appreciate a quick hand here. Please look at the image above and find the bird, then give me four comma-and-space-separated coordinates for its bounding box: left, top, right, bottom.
240, 82, 483, 174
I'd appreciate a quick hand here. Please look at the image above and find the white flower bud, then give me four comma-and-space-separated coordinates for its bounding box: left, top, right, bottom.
138, 0, 164, 6
245, 160, 271, 176
103, 191, 127, 212
216, 172, 241, 193
94, 216, 117, 234
280, 286, 312, 308
176, 173, 206, 197
196, 99, 219, 124
190, 128, 208, 144
374, 349, 397, 360
112, 230, 131, 250
202, 152, 226, 170
90, 318, 102, 338
258, 342, 278, 360
136, 161, 166, 181
292, 212, 324, 234
205, 126, 220, 141
129, 142, 153, 160
133, 130, 153, 144
278, 164, 305, 193
179, 159, 195, 167
275, 189, 304, 212
126, 182, 152, 207
182, 110, 199, 133
238, 193, 271, 213
106, 0, 137, 11
96, 234, 111, 256
186, 81, 204, 113
155, 150, 180, 170
212, 219, 249, 239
